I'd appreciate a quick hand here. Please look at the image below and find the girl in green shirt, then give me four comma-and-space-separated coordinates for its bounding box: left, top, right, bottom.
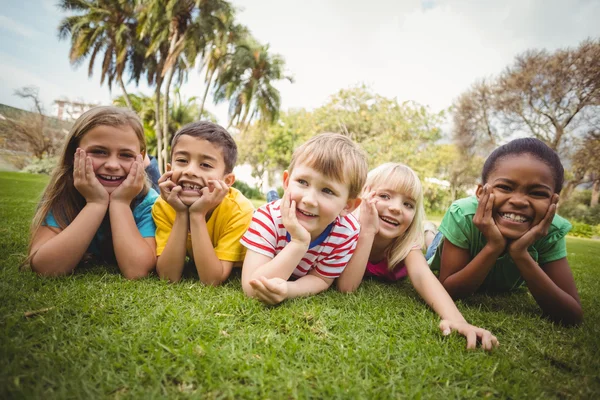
429, 138, 582, 325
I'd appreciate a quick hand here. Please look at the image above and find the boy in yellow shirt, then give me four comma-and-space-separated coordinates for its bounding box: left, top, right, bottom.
152, 121, 254, 284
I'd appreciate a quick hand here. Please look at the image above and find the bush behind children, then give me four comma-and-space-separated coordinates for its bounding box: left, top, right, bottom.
25, 105, 582, 352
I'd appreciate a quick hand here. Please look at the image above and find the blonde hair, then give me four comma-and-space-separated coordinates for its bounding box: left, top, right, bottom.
24, 106, 149, 268
365, 163, 425, 270
288, 133, 367, 199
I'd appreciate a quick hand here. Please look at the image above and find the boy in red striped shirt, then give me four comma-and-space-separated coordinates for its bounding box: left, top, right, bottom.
241, 133, 368, 304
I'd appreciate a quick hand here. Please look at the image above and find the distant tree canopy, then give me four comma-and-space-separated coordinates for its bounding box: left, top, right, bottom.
453, 39, 600, 155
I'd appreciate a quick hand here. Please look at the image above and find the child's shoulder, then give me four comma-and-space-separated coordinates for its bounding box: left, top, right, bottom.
222, 187, 255, 215
448, 196, 479, 216
548, 213, 572, 239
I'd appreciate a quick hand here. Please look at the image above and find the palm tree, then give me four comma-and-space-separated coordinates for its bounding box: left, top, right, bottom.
198, 23, 249, 117
214, 39, 293, 130
58, 0, 138, 109
138, 0, 233, 172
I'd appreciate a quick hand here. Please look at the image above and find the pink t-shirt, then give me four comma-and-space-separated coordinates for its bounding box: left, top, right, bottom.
364, 245, 421, 282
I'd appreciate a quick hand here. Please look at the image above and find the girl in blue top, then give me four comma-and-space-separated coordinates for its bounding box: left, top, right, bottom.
428, 138, 582, 324
26, 106, 158, 279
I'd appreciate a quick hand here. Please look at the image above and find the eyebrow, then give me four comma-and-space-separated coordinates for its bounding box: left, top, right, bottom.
173, 151, 218, 162
494, 178, 553, 191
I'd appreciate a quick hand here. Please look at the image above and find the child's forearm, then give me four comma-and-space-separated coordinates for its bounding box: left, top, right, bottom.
513, 254, 582, 324
287, 273, 332, 299
31, 203, 106, 276
109, 201, 156, 279
246, 241, 308, 282
336, 231, 375, 293
441, 244, 504, 298
156, 211, 189, 282
189, 215, 231, 285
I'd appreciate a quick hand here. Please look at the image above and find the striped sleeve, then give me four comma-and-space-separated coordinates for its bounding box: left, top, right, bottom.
240, 204, 278, 259
314, 215, 360, 278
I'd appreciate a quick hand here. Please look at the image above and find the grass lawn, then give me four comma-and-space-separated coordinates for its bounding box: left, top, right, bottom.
1, 171, 599, 399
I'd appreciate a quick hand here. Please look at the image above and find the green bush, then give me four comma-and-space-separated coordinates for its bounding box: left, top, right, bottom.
570, 222, 593, 238
21, 156, 59, 175
232, 180, 263, 199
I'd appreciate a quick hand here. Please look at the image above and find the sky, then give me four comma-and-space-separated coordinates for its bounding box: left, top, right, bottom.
0, 0, 599, 129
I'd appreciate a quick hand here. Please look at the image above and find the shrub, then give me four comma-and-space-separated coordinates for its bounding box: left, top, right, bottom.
21, 156, 59, 175
232, 180, 263, 199
570, 222, 593, 238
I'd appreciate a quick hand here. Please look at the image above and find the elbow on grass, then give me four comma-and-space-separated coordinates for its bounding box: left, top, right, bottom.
336, 281, 359, 294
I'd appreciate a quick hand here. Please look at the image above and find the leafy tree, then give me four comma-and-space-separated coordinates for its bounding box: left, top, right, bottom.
453, 39, 600, 153
58, 0, 138, 109
215, 38, 293, 129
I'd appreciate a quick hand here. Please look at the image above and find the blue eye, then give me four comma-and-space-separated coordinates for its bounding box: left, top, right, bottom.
405, 202, 414, 209
323, 188, 335, 195
378, 193, 390, 200
297, 179, 308, 186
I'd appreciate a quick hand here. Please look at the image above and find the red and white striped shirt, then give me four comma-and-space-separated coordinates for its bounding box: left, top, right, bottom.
241, 200, 360, 279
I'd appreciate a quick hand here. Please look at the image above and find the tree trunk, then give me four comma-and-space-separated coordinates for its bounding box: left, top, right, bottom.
591, 180, 600, 207
154, 84, 164, 175
200, 67, 216, 118
162, 66, 176, 172
118, 77, 133, 110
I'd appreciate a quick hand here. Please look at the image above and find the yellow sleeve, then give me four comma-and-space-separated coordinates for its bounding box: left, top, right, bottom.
151, 198, 176, 256
212, 192, 254, 262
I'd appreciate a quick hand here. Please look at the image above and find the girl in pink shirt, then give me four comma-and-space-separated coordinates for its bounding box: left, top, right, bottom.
337, 163, 499, 350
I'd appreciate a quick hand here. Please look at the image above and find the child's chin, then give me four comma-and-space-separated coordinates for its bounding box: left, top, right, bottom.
498, 226, 527, 241
180, 195, 199, 206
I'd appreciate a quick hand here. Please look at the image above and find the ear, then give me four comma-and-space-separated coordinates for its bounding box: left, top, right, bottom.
167, 163, 172, 172
282, 170, 290, 190
224, 172, 235, 187
340, 197, 362, 217
475, 184, 484, 200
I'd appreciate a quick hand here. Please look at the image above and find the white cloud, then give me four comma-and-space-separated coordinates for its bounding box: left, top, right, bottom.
0, 15, 39, 38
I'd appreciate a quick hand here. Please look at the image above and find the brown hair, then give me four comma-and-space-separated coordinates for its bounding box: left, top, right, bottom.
288, 133, 368, 199
24, 106, 149, 268
170, 121, 238, 174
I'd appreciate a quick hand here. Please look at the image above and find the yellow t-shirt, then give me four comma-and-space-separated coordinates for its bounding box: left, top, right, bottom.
152, 187, 254, 262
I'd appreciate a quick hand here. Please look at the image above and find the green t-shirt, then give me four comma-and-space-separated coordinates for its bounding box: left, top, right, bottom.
428, 196, 572, 292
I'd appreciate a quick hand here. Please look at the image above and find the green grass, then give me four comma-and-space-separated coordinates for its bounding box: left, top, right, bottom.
1, 171, 599, 399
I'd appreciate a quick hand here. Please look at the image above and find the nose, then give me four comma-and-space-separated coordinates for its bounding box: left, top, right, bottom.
301, 188, 318, 207
182, 163, 200, 178
509, 192, 528, 208
104, 155, 120, 170
388, 198, 402, 214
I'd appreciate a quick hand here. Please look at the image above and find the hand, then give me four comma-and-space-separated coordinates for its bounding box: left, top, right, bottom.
249, 276, 289, 305
473, 184, 506, 251
158, 171, 187, 212
359, 189, 379, 236
281, 191, 311, 246
508, 194, 559, 260
110, 154, 145, 203
189, 179, 229, 216
73, 148, 109, 206
439, 320, 499, 351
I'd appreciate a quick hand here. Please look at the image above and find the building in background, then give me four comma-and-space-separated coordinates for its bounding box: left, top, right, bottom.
53, 99, 99, 121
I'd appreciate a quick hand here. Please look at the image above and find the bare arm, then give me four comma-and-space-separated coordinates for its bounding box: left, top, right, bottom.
109, 201, 156, 279
439, 240, 504, 298
249, 270, 333, 305
406, 249, 466, 322
337, 190, 379, 293
512, 256, 582, 325
30, 203, 107, 276
241, 245, 307, 296
30, 149, 109, 276
156, 209, 189, 282
189, 214, 234, 285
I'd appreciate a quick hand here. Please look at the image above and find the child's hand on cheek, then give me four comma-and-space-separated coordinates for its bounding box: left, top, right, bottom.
508, 194, 559, 260
158, 171, 188, 212
281, 191, 311, 246
359, 189, 379, 236
474, 184, 506, 252
189, 179, 229, 216
249, 276, 288, 305
73, 148, 109, 206
110, 154, 145, 203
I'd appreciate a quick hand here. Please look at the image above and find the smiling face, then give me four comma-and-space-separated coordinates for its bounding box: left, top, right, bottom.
373, 187, 416, 245
168, 135, 234, 206
283, 163, 355, 241
78, 124, 142, 194
479, 153, 556, 240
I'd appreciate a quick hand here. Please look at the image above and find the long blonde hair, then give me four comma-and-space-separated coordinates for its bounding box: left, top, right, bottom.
24, 106, 149, 268
364, 163, 425, 270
